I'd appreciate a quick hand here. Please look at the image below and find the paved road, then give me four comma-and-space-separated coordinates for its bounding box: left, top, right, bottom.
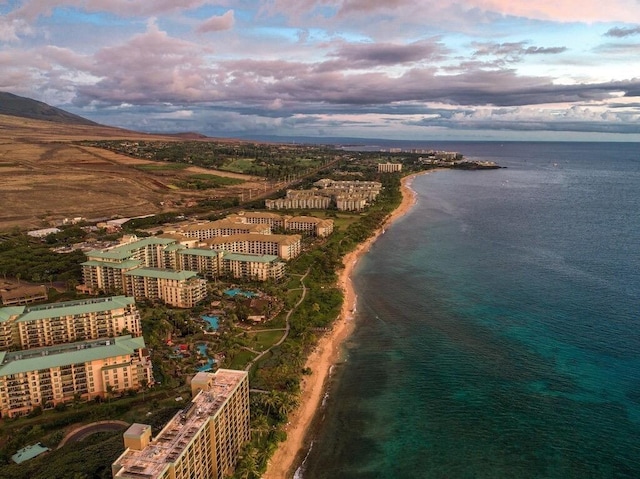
57, 420, 129, 449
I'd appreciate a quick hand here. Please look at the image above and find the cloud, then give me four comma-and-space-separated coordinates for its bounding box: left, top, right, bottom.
8, 0, 218, 22
196, 10, 235, 33
262, 0, 640, 25
473, 42, 567, 63
605, 25, 640, 37
73, 20, 216, 105
317, 39, 448, 71
0, 17, 32, 42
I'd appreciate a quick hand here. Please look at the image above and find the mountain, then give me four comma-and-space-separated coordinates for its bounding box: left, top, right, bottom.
0, 91, 100, 126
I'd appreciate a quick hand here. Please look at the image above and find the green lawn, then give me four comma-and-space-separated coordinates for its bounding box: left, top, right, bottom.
228, 349, 257, 369
248, 330, 284, 350
221, 158, 256, 174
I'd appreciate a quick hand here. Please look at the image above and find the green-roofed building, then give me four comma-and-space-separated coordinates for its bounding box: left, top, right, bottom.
0, 296, 141, 351
0, 335, 152, 418
176, 248, 224, 279
81, 232, 289, 307
11, 443, 50, 464
82, 235, 178, 294
124, 268, 207, 308
222, 252, 286, 281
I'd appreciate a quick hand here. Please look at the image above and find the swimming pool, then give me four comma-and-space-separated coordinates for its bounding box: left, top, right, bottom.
224, 288, 257, 298
201, 315, 219, 331
196, 343, 216, 372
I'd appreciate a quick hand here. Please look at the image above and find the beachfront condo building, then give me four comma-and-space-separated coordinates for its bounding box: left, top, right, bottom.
0, 296, 142, 351
335, 195, 369, 212
283, 216, 334, 237
82, 231, 298, 302
229, 211, 334, 237
202, 233, 302, 260
266, 179, 382, 212
123, 268, 207, 309
223, 253, 286, 281
178, 218, 271, 241
265, 191, 332, 211
0, 335, 152, 418
229, 211, 287, 229
112, 369, 250, 479
377, 162, 403, 173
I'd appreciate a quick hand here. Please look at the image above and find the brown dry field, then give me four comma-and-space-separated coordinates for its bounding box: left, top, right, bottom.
0, 114, 266, 231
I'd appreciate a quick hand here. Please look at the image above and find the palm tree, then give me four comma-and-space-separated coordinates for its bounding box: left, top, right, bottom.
235, 445, 260, 479
251, 414, 270, 441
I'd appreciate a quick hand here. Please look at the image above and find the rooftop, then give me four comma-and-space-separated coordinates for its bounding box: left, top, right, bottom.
177, 248, 223, 258
114, 369, 246, 479
123, 268, 200, 281
86, 237, 177, 260
1, 296, 136, 324
0, 335, 146, 376
223, 252, 280, 263
11, 443, 50, 464
204, 233, 301, 246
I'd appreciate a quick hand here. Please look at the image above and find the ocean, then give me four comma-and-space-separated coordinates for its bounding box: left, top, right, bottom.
298, 142, 640, 479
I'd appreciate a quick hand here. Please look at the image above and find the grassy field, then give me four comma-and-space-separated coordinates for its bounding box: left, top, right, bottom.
0, 115, 266, 231
222, 158, 256, 174
248, 330, 285, 351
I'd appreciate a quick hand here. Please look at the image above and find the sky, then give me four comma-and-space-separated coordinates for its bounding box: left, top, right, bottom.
2, 1, 640, 141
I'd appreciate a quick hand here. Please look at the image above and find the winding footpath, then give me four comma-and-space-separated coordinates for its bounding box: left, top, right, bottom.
244, 269, 309, 372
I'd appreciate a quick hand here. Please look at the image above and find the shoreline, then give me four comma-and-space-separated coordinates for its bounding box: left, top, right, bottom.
263, 172, 425, 479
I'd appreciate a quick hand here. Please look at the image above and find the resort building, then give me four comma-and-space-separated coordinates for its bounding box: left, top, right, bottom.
265, 179, 382, 212
284, 216, 334, 237
123, 268, 207, 309
82, 236, 178, 293
112, 369, 250, 479
335, 195, 369, 212
175, 248, 225, 279
178, 218, 271, 241
0, 335, 152, 418
223, 253, 286, 281
228, 211, 287, 229
227, 212, 334, 237
202, 233, 302, 261
377, 162, 403, 173
82, 237, 208, 307
265, 191, 331, 211
81, 231, 297, 300
0, 296, 142, 351
313, 179, 382, 201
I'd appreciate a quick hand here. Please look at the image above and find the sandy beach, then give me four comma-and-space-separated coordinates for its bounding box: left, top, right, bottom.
263, 173, 424, 479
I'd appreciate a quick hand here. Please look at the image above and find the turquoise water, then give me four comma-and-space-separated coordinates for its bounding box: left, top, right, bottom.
300, 142, 640, 479
224, 288, 257, 298
196, 343, 215, 372
201, 315, 219, 331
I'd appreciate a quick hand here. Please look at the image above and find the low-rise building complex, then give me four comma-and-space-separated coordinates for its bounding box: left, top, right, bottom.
265, 179, 382, 212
